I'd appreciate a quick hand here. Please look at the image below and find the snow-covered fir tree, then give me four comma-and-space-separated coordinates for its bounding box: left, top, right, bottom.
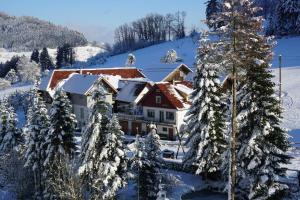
273, 0, 300, 36
126, 53, 136, 66
0, 97, 10, 149
184, 31, 227, 178
43, 89, 77, 199
229, 1, 291, 199
206, 0, 223, 30
0, 97, 22, 153
24, 87, 50, 199
92, 114, 127, 199
210, 0, 292, 199
137, 124, 161, 200
39, 47, 54, 71
79, 79, 115, 198
160, 49, 181, 64
5, 69, 19, 84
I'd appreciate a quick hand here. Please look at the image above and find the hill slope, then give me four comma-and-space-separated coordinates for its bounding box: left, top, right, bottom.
0, 12, 88, 51
87, 36, 300, 81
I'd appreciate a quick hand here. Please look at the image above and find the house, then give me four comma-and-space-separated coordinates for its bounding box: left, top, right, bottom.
118, 81, 193, 140
115, 79, 153, 114
39, 65, 194, 140
39, 67, 147, 128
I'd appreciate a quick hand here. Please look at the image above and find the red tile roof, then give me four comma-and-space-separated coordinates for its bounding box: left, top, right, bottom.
48, 68, 146, 90
138, 82, 190, 109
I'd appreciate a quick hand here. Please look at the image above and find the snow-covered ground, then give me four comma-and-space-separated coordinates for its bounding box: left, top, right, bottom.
0, 84, 32, 100
0, 45, 105, 63
83, 36, 300, 82
272, 67, 300, 145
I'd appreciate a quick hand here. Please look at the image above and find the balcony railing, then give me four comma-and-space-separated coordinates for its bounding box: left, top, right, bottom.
117, 112, 144, 121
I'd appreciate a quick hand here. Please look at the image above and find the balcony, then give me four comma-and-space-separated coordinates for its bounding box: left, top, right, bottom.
117, 112, 144, 121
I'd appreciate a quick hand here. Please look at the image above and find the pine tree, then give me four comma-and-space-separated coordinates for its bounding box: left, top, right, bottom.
0, 97, 22, 153
5, 69, 19, 84
137, 124, 161, 200
24, 88, 50, 199
184, 32, 227, 179
126, 53, 136, 66
40, 47, 54, 71
210, 0, 292, 199
206, 0, 223, 30
274, 0, 300, 36
56, 46, 64, 69
231, 2, 291, 199
79, 80, 112, 197
91, 115, 127, 199
210, 1, 262, 198
43, 89, 77, 199
30, 49, 40, 64
0, 97, 9, 147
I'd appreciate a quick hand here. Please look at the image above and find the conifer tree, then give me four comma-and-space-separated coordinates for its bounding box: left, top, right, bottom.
210, 0, 292, 199
30, 49, 40, 64
274, 0, 300, 36
43, 89, 77, 199
0, 97, 9, 148
24, 87, 50, 199
56, 46, 64, 69
91, 115, 127, 199
39, 47, 54, 71
126, 53, 136, 66
206, 0, 223, 30
137, 124, 161, 200
79, 80, 112, 196
230, 1, 291, 199
0, 97, 22, 153
184, 32, 226, 178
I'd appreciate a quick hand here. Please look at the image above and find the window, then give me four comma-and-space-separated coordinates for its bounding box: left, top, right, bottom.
147, 109, 155, 118
156, 96, 161, 104
166, 111, 175, 121
80, 108, 84, 119
162, 127, 168, 132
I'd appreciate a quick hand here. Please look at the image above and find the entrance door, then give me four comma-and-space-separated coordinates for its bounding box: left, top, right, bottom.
168, 128, 174, 140
159, 111, 164, 122
132, 122, 142, 135
119, 121, 128, 134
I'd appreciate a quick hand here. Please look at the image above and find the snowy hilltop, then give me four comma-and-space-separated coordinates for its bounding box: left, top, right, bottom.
0, 12, 88, 51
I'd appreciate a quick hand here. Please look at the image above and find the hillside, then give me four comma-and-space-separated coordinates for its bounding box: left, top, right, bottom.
88, 36, 300, 81
0, 12, 88, 51
0, 45, 105, 64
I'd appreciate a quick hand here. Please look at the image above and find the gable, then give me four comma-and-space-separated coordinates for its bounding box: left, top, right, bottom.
138, 83, 187, 110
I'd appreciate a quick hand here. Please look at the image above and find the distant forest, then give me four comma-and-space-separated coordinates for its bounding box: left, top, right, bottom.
0, 12, 87, 51
113, 11, 187, 54
206, 0, 300, 37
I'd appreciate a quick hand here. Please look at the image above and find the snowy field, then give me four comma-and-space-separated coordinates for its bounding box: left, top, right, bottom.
0, 45, 105, 63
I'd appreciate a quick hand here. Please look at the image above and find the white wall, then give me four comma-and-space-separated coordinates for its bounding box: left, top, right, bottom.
143, 106, 177, 123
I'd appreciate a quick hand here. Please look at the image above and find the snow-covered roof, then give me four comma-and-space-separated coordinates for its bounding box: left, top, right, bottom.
116, 80, 149, 103
46, 67, 146, 90
174, 83, 193, 95
61, 73, 100, 95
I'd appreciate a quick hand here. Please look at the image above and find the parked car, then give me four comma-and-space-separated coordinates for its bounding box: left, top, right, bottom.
162, 149, 175, 159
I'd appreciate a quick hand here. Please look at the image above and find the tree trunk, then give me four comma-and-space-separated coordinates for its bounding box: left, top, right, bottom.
230, 68, 237, 200
229, 12, 237, 200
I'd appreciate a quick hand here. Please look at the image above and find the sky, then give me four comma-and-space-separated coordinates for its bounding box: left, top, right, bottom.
0, 0, 207, 44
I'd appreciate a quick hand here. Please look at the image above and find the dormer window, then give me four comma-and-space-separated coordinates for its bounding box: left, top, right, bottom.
156, 96, 161, 104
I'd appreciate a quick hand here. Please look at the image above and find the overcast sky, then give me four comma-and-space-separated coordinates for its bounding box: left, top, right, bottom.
1, 0, 207, 44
